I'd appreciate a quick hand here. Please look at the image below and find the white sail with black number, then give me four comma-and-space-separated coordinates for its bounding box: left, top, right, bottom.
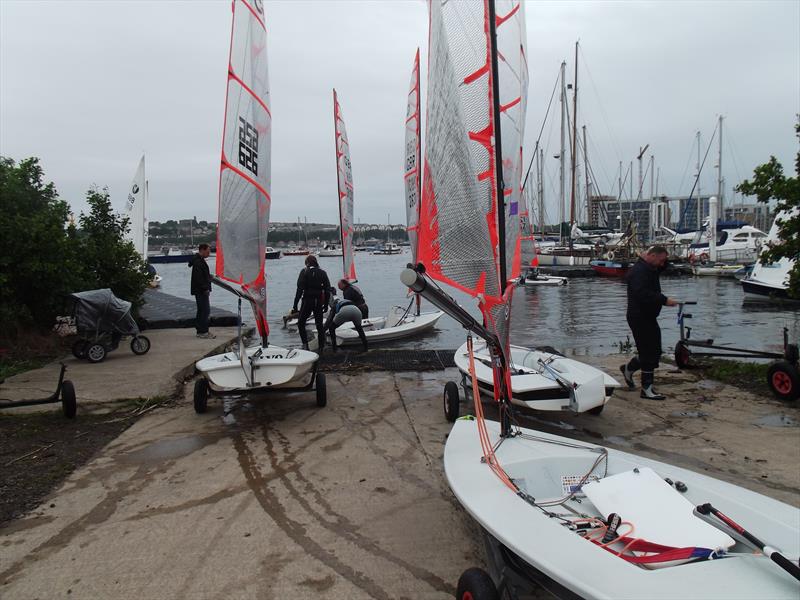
216, 0, 271, 340
124, 155, 148, 258
404, 49, 421, 264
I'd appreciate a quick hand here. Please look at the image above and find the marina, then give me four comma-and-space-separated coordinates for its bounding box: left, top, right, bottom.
1, 0, 798, 598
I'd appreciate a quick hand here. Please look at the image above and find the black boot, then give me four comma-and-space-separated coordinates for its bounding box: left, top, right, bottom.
640, 370, 665, 400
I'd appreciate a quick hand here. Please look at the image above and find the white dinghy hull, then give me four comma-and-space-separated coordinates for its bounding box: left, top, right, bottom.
196, 345, 317, 391
445, 418, 800, 600
335, 310, 443, 345
522, 274, 568, 286
454, 341, 619, 413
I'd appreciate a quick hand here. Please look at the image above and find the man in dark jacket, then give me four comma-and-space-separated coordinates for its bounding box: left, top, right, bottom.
293, 255, 331, 351
189, 243, 215, 339
620, 246, 677, 399
337, 279, 369, 319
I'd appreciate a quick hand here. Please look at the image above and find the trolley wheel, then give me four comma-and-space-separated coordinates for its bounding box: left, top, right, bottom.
588, 403, 605, 416
444, 381, 460, 423
315, 373, 327, 407
86, 343, 106, 363
131, 335, 151, 355
766, 361, 800, 401
674, 341, 692, 369
61, 380, 77, 419
456, 567, 498, 600
193, 378, 209, 414
71, 340, 88, 360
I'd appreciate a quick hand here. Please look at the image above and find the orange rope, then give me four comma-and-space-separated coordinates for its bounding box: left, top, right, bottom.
467, 336, 517, 492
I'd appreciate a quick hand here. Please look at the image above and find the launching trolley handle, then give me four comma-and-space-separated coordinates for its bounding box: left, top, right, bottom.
694, 503, 800, 581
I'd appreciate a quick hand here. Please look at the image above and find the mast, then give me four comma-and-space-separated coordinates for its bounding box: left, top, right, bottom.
582, 124, 589, 226
617, 161, 622, 231
649, 154, 655, 241
569, 41, 578, 238
538, 147, 545, 236
559, 61, 566, 242
717, 115, 724, 217
696, 130, 702, 230
488, 0, 507, 288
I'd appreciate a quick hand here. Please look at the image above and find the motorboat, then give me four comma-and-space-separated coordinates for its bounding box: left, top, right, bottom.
741, 209, 797, 300
520, 269, 568, 286
264, 246, 281, 259
373, 242, 403, 255
317, 243, 344, 257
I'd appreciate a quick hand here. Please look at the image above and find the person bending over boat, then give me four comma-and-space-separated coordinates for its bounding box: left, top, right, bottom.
326, 293, 368, 352
189, 243, 215, 339
292, 255, 331, 351
620, 246, 678, 399
337, 278, 369, 318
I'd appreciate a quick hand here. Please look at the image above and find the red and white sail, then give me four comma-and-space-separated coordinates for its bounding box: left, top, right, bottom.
124, 155, 148, 258
404, 49, 422, 264
333, 89, 356, 282
216, 0, 271, 339
418, 0, 527, 346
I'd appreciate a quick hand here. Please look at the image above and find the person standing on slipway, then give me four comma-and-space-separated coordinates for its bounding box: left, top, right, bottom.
619, 246, 678, 399
189, 243, 215, 339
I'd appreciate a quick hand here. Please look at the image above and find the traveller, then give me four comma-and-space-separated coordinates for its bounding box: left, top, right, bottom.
292, 255, 331, 351
620, 246, 678, 400
189, 243, 215, 339
326, 294, 368, 352
337, 278, 369, 318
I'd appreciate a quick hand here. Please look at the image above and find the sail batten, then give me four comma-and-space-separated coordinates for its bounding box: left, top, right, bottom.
333, 89, 356, 282
216, 0, 271, 340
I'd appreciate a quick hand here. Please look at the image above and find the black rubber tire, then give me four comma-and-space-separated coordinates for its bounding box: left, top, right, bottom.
674, 341, 692, 369
588, 404, 605, 416
456, 567, 498, 600
71, 340, 88, 360
315, 373, 327, 407
766, 361, 800, 401
86, 343, 106, 363
193, 378, 209, 414
444, 381, 460, 423
131, 335, 151, 355
61, 380, 77, 419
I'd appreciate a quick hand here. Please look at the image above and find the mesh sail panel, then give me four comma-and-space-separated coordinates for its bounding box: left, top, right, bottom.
418, 0, 499, 301
496, 0, 528, 281
124, 155, 147, 257
404, 49, 421, 264
334, 90, 356, 282
217, 0, 271, 336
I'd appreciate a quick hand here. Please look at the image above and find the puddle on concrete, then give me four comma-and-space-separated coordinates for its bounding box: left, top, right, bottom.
604, 436, 633, 447
121, 435, 219, 464
670, 410, 709, 418
696, 379, 724, 390
753, 414, 798, 428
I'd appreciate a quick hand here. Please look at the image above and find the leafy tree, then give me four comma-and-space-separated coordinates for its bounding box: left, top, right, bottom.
0, 157, 82, 336
735, 120, 800, 298
76, 187, 151, 306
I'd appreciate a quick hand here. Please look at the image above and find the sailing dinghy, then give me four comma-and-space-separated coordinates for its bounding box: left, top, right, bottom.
325, 88, 442, 346
403, 2, 799, 597
194, 0, 324, 412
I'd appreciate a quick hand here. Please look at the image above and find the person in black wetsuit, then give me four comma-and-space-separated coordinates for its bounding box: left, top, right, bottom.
326, 294, 369, 352
620, 246, 678, 400
292, 255, 331, 351
189, 243, 215, 339
337, 279, 369, 319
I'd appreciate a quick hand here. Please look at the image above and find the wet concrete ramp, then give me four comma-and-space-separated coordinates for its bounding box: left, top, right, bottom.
319, 349, 456, 372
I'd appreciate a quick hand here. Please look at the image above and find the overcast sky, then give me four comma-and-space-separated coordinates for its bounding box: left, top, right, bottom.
1, 0, 798, 226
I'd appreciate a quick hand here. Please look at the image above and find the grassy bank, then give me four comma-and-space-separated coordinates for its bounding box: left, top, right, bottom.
701, 359, 770, 396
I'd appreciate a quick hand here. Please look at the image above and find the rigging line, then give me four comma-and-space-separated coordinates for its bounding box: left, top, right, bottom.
522, 67, 560, 193
578, 44, 623, 163
678, 123, 720, 226
585, 128, 615, 197
724, 128, 746, 192
675, 137, 696, 198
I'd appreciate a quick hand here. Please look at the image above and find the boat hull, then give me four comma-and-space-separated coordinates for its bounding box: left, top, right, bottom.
148, 253, 194, 264
195, 345, 317, 391
742, 278, 791, 300
335, 310, 443, 345
590, 260, 629, 277
523, 275, 567, 286
454, 341, 618, 413
444, 418, 800, 600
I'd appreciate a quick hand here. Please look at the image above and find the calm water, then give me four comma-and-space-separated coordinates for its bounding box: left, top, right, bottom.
156, 251, 800, 356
